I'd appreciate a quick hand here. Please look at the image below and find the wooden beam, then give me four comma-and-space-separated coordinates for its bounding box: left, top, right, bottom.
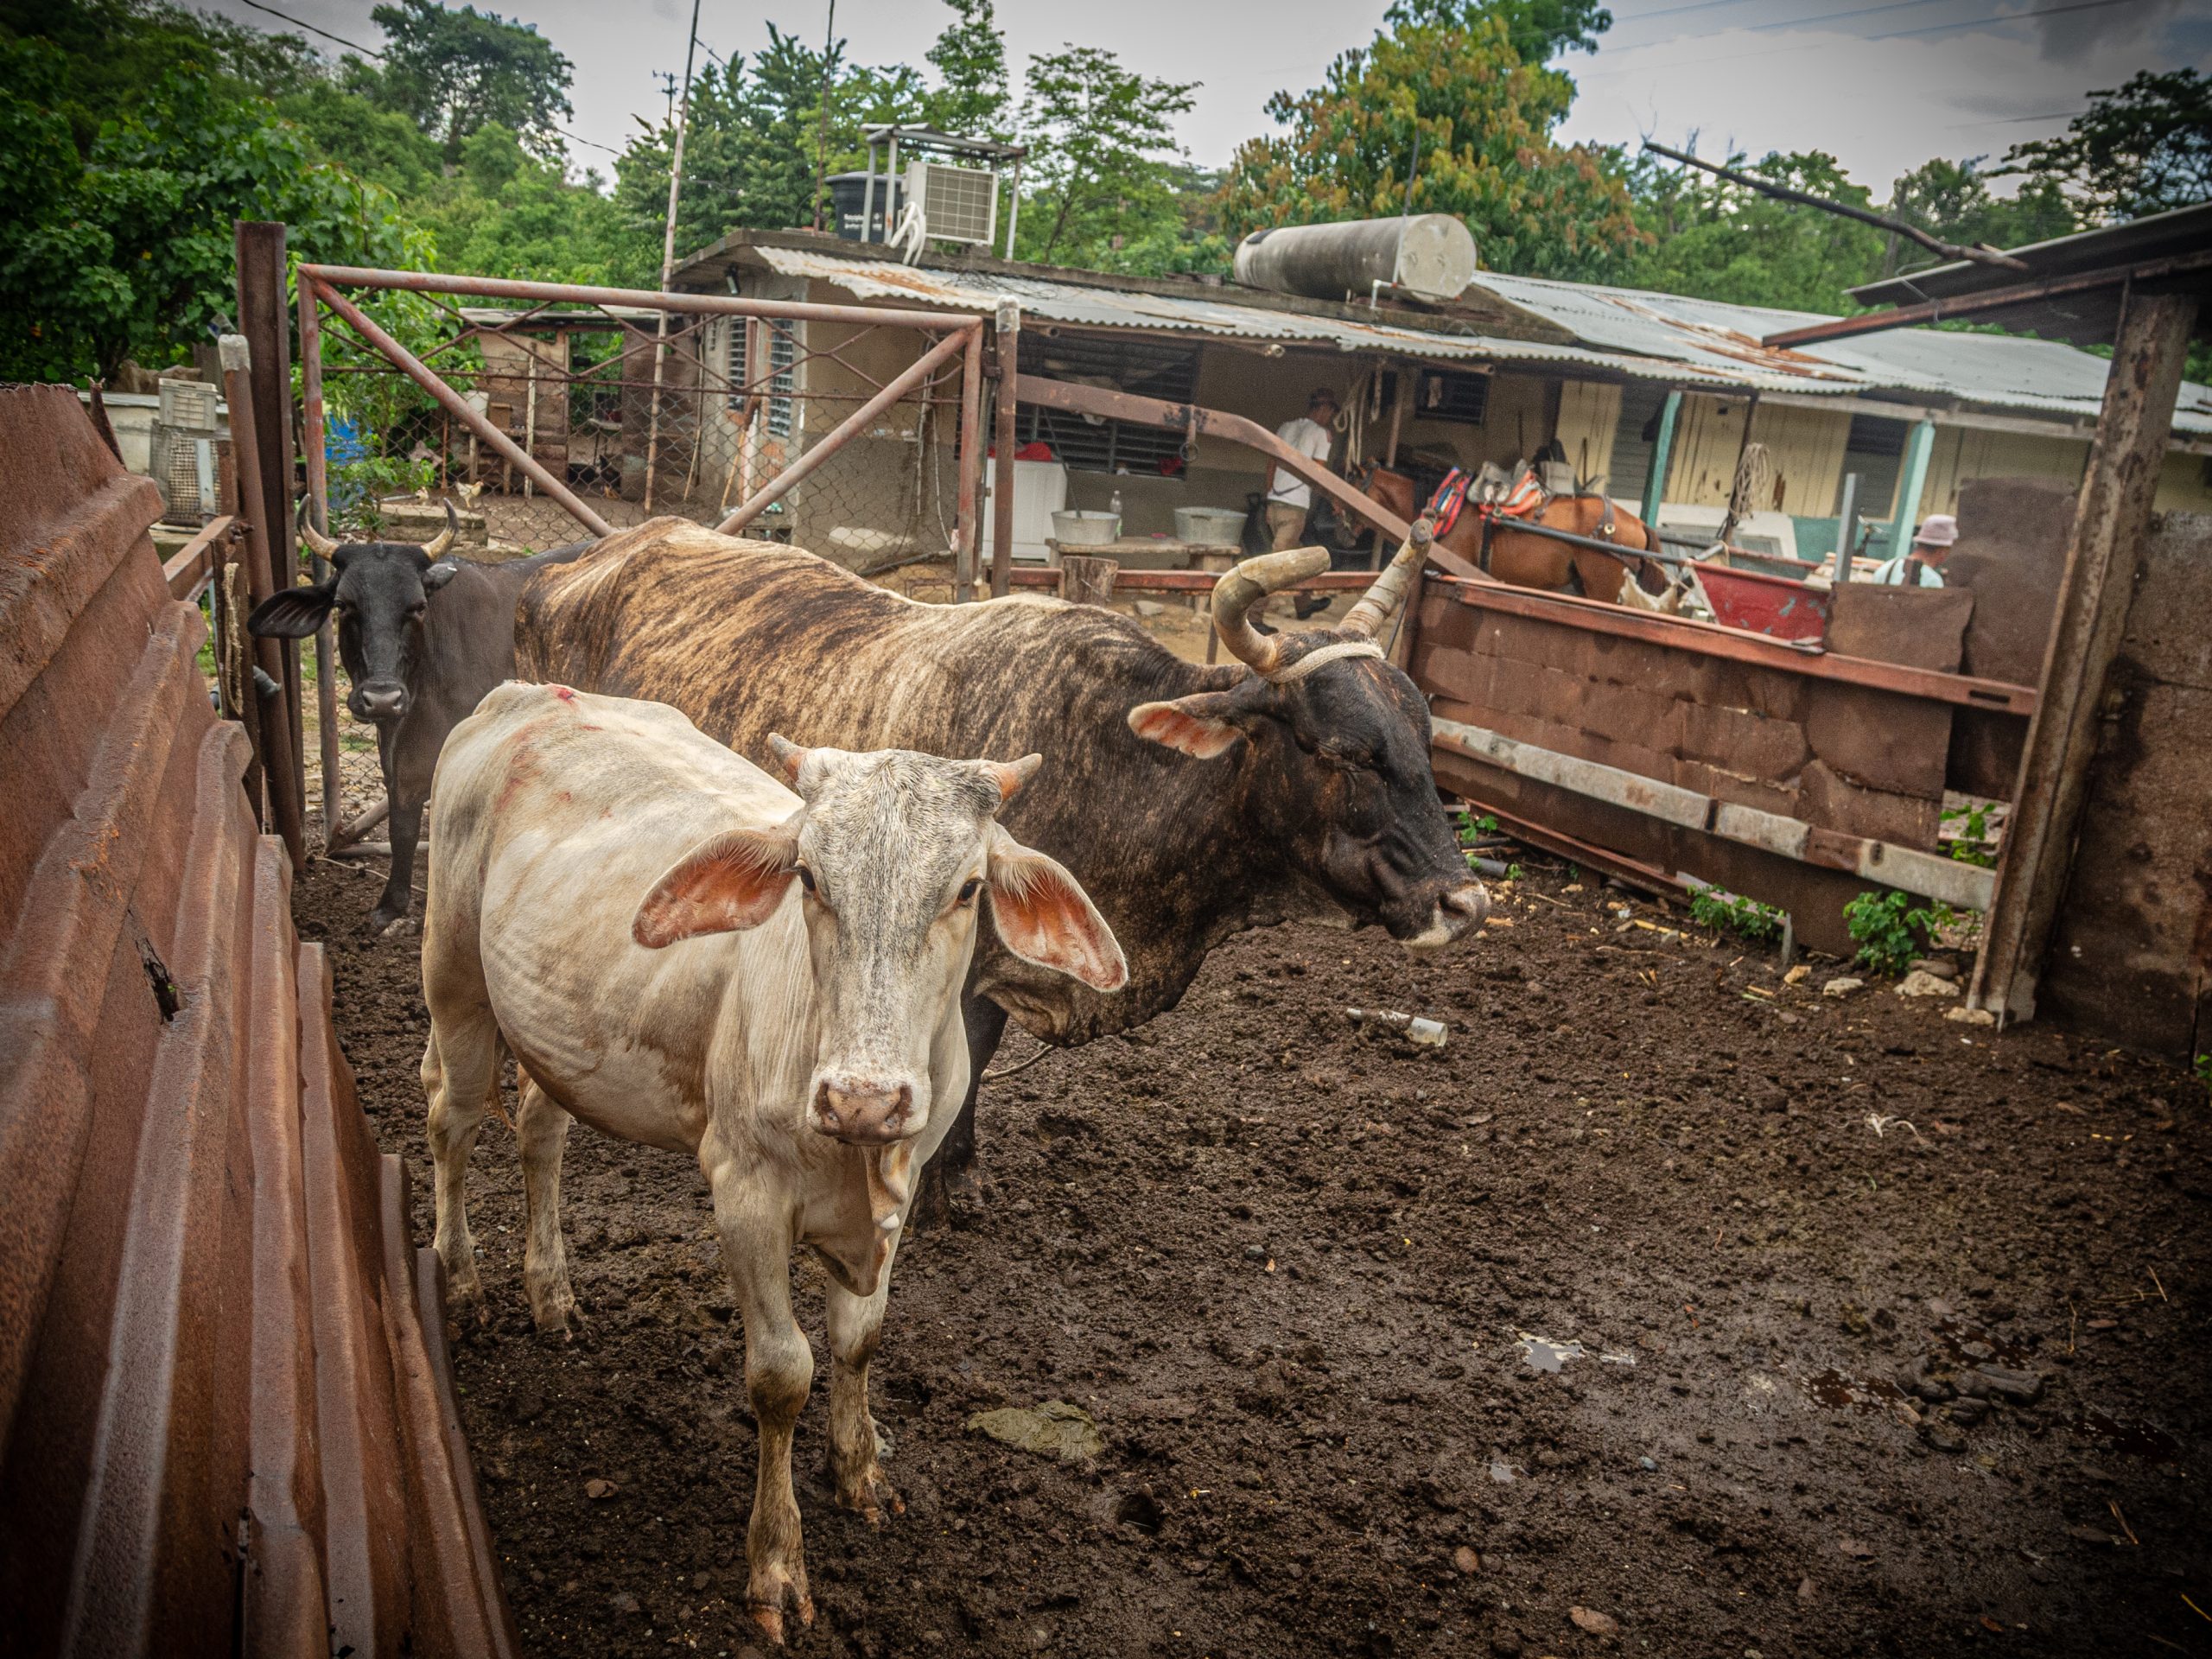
1971, 289, 2201, 1021
1013, 371, 1485, 582
162, 515, 237, 602
1433, 716, 1995, 912
1433, 574, 2040, 715
991, 301, 1020, 598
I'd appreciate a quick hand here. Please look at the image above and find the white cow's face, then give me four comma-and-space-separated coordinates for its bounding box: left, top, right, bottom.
632, 743, 1128, 1147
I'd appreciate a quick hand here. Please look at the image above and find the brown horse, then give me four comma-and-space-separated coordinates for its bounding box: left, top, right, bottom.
1349, 461, 1678, 607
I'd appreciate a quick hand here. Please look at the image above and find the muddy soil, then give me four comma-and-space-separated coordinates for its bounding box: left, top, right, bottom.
297, 855, 2210, 1659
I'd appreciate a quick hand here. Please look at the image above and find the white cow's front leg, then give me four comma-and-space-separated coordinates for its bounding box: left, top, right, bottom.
710, 1161, 815, 1646
420, 1015, 499, 1313
824, 1232, 902, 1525
515, 1072, 578, 1333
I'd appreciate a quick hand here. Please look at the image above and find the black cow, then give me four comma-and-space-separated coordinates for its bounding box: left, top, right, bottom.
250, 502, 590, 929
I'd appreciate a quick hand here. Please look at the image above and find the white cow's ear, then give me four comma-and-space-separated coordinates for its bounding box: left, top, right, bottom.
632, 826, 798, 948
1128, 691, 1251, 760
984, 826, 1128, 992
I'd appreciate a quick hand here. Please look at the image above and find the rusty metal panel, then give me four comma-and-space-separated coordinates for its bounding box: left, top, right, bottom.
2042, 511, 2212, 1058
1411, 570, 2024, 952
0, 386, 516, 1658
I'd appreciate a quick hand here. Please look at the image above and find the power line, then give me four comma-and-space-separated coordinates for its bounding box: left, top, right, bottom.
231, 0, 385, 58
1610, 0, 1948, 46
1581, 0, 2152, 82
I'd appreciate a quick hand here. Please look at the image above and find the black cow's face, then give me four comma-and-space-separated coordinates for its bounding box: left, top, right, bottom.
247, 543, 460, 725
1128, 651, 1489, 950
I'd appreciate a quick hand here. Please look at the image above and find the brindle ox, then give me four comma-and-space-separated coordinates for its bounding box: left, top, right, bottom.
516, 518, 1489, 1217
1351, 461, 1675, 605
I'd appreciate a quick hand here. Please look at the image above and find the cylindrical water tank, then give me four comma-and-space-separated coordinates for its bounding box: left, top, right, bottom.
1233, 215, 1477, 304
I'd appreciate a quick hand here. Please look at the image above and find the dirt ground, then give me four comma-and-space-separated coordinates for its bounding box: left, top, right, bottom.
295, 848, 2210, 1659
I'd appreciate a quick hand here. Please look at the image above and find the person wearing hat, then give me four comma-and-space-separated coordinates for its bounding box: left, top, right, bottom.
1263, 388, 1341, 552
1871, 513, 1958, 587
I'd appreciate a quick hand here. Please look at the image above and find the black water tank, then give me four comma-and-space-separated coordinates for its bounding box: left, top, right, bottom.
827, 172, 901, 243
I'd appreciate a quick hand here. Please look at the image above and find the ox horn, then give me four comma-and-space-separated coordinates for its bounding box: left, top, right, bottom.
1340, 515, 1435, 640
1211, 546, 1332, 676
296, 496, 340, 560
421, 499, 458, 561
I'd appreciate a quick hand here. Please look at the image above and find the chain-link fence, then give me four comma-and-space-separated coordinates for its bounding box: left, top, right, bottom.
303, 275, 984, 575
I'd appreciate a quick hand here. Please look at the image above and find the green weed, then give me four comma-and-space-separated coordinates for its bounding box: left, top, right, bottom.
1691, 887, 1783, 942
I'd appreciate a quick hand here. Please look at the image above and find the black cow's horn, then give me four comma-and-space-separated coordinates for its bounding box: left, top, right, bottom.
296, 497, 340, 559
1211, 547, 1331, 675
1341, 516, 1434, 640
422, 499, 458, 560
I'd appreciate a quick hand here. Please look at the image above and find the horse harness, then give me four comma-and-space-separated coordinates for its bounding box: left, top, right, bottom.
1424, 461, 1624, 575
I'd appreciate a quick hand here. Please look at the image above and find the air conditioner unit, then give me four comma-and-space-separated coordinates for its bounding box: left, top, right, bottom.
905, 160, 998, 247
150, 378, 223, 524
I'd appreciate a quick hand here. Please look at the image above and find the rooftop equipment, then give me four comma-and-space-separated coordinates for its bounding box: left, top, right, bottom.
1234, 215, 1478, 306
855, 124, 1027, 262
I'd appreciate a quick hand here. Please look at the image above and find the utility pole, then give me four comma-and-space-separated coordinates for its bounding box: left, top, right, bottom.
812, 0, 836, 232
643, 0, 702, 513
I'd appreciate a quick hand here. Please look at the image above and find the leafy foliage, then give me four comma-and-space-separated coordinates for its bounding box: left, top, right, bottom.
1690, 887, 1783, 943
0, 39, 410, 380
1620, 147, 1887, 315
1941, 800, 1997, 868
1016, 48, 1197, 265
924, 0, 1011, 137
358, 0, 574, 165
1220, 9, 1643, 282
2001, 69, 2212, 224
1844, 890, 1945, 977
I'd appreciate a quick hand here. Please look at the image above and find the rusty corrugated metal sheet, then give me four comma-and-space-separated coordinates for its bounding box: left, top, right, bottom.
0, 385, 516, 1659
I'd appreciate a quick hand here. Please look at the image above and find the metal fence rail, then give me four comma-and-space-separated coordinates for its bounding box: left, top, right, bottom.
296, 264, 988, 582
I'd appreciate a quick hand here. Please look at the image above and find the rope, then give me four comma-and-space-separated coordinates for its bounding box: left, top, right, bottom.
980, 1038, 1057, 1084
1719, 442, 1774, 546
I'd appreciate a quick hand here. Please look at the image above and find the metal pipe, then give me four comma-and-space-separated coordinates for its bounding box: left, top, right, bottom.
990, 301, 1020, 595
295, 265, 984, 331
955, 324, 985, 601
523, 347, 538, 499
861, 137, 877, 244
719, 323, 972, 536
645, 0, 705, 517
1002, 156, 1020, 259
1888, 417, 1937, 563
310, 279, 614, 537
296, 281, 343, 844
1832, 471, 1859, 586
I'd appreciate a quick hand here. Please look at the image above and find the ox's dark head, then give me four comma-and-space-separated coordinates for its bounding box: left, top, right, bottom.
1127, 524, 1489, 951
248, 502, 461, 725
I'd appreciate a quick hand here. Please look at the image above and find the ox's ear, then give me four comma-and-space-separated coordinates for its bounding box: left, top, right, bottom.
421, 559, 461, 594
632, 825, 799, 948
984, 826, 1128, 992
248, 579, 337, 640
1127, 690, 1251, 760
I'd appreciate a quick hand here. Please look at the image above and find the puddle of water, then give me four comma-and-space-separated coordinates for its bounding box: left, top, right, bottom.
2067, 1412, 2179, 1462
1516, 1334, 1585, 1373
1803, 1368, 1910, 1413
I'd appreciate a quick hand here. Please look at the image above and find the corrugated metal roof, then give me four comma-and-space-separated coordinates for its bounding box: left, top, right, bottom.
752, 247, 1851, 392
756, 246, 2212, 435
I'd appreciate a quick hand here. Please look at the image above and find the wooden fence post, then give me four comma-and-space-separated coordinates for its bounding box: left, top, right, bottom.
1058, 556, 1118, 608
1971, 289, 2199, 1022
237, 221, 305, 836
218, 334, 307, 874
990, 300, 1020, 598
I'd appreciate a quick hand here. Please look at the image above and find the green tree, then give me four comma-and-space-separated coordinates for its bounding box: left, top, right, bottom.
277, 78, 445, 197
1383, 0, 1614, 60
1885, 156, 2076, 263
1622, 146, 1884, 315
0, 41, 408, 381
2001, 68, 2212, 223
1220, 10, 1642, 282
415, 123, 645, 285
924, 0, 1011, 137
1015, 46, 1196, 265
361, 0, 574, 165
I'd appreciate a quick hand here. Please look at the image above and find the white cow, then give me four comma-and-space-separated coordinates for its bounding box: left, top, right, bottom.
418, 682, 1126, 1643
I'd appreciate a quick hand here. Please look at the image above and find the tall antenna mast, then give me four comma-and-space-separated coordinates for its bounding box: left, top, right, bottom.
643, 0, 702, 512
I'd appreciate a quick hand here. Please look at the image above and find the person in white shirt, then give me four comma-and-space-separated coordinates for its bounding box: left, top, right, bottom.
1870, 512, 1957, 587
1264, 388, 1340, 551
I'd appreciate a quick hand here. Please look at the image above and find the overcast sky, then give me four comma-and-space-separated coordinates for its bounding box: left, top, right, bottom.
207, 0, 2211, 199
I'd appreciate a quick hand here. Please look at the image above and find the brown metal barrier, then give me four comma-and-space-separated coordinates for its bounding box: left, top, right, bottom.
0, 385, 514, 1659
